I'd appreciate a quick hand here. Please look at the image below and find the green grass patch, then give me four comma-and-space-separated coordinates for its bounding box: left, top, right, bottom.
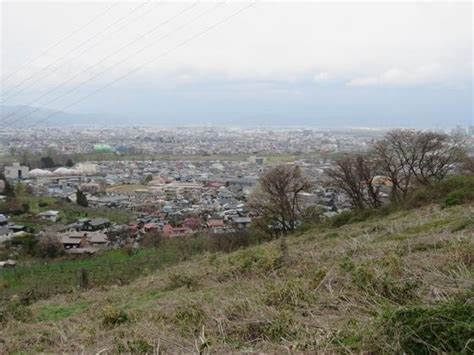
374, 299, 474, 354
451, 217, 474, 232
35, 300, 90, 322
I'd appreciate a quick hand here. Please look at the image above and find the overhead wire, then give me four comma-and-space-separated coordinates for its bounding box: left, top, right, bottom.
5, 0, 227, 127
25, 1, 258, 129
2, 1, 202, 127
0, 1, 120, 85
0, 0, 154, 103
0, 0, 163, 122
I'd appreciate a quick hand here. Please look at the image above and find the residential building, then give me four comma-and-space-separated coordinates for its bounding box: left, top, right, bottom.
4, 162, 29, 180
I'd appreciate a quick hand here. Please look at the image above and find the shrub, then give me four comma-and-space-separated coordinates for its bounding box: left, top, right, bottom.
21, 202, 30, 213
264, 278, 316, 309
406, 186, 432, 208
442, 189, 474, 208
7, 199, 27, 215
451, 218, 474, 232
116, 338, 154, 354
228, 247, 279, 276
210, 230, 255, 253
167, 273, 198, 290
35, 234, 64, 259
102, 305, 129, 328
349, 264, 418, 304
38, 201, 48, 208
224, 299, 252, 321
173, 303, 206, 334
331, 211, 353, 227
139, 232, 164, 248
375, 299, 474, 354
407, 175, 474, 208
260, 311, 296, 341
8, 234, 38, 255
227, 311, 295, 344
0, 299, 33, 323
121, 243, 136, 256
330, 208, 385, 227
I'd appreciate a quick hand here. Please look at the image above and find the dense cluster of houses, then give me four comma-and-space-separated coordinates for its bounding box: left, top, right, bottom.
0, 129, 395, 261
0, 127, 383, 158
0, 207, 256, 256
0, 153, 373, 259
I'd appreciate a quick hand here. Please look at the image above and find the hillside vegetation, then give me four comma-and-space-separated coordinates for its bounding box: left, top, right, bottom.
1, 200, 473, 353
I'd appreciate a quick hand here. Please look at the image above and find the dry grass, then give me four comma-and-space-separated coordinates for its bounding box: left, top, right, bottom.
1, 204, 473, 353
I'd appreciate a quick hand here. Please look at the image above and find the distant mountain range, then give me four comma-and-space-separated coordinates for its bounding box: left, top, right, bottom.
0, 105, 338, 128
0, 105, 125, 127
0, 106, 360, 129
0, 104, 465, 130
1, 105, 84, 127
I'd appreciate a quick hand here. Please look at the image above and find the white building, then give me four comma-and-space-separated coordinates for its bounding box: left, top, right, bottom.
37, 210, 60, 222
4, 162, 29, 180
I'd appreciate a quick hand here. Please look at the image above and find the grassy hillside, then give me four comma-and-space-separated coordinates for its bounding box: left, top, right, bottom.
1, 203, 473, 353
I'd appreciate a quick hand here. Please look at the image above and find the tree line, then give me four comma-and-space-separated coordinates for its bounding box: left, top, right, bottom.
250, 129, 470, 237
326, 130, 467, 209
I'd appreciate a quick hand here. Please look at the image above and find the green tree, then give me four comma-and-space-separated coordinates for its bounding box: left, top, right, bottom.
40, 156, 55, 168
76, 190, 89, 207
65, 158, 74, 167
0, 174, 15, 197
14, 182, 27, 197
142, 174, 153, 185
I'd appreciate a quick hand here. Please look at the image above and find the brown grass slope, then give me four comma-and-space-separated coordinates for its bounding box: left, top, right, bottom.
1, 204, 473, 353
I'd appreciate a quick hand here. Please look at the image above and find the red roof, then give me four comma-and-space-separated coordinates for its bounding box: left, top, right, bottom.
183, 217, 201, 229
143, 223, 158, 230
207, 219, 224, 228
162, 224, 173, 236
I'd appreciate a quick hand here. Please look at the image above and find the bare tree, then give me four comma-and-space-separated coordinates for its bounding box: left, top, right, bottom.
373, 132, 414, 202
374, 130, 464, 201
249, 164, 312, 234
326, 154, 382, 209
249, 164, 311, 263
415, 132, 465, 184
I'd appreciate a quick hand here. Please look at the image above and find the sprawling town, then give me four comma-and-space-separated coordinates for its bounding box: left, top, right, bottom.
1, 125, 472, 259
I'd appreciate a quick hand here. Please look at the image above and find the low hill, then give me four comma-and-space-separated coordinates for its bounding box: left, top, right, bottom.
1, 203, 473, 353
0, 105, 119, 127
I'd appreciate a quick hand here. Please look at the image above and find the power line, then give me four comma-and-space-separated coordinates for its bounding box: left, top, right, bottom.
0, 1, 120, 85
25, 1, 258, 130
0, 0, 154, 102
2, 1, 199, 126
4, 1, 205, 127
6, 1, 223, 128
0, 0, 162, 122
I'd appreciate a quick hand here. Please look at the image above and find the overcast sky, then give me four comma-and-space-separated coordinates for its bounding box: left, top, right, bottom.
1, 0, 472, 128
